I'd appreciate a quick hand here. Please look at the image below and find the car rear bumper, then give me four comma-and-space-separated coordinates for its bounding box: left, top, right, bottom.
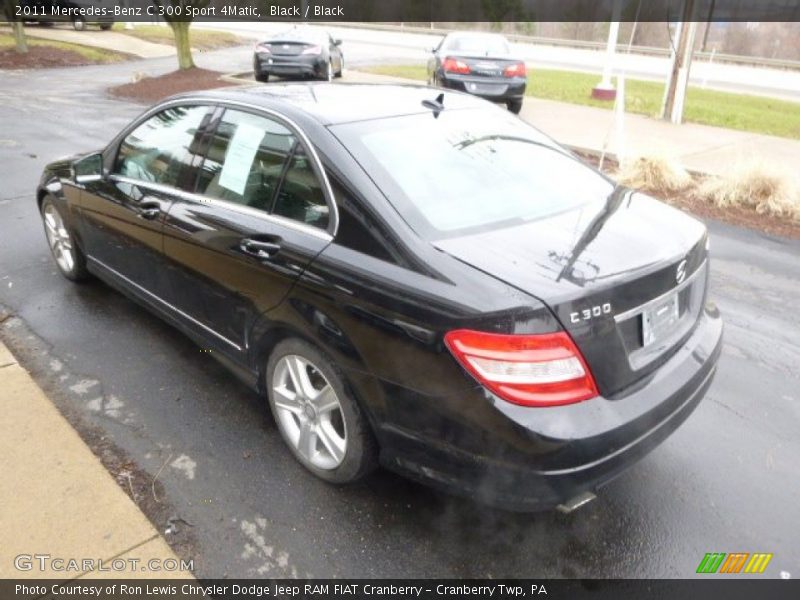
375, 302, 723, 511
254, 53, 326, 78
439, 74, 526, 102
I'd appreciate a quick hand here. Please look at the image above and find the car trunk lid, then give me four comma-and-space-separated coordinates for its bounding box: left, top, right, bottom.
433, 190, 709, 396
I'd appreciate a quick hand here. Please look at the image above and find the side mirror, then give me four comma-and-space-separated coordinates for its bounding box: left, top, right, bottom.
73, 153, 103, 184
333, 38, 342, 46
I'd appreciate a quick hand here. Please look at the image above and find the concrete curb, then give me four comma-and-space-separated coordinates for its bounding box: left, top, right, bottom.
0, 340, 194, 580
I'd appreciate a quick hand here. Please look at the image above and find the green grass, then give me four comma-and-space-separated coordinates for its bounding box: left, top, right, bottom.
112, 24, 241, 50
0, 33, 128, 63
359, 64, 800, 140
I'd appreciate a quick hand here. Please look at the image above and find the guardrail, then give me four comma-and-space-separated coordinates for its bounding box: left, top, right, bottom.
331, 21, 800, 72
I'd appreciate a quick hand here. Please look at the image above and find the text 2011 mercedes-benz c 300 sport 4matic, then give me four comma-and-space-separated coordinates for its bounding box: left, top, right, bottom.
37, 84, 722, 511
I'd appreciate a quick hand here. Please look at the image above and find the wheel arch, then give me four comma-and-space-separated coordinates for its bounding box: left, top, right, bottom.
249, 320, 385, 439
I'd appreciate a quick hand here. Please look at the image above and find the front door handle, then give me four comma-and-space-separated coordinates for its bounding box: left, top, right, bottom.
138, 201, 161, 220
240, 238, 281, 259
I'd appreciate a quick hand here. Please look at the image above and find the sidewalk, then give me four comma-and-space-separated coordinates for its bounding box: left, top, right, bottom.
20, 26, 175, 59
0, 341, 193, 580
344, 70, 800, 181
519, 97, 800, 179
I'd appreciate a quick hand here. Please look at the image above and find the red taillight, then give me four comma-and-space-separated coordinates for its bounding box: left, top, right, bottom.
503, 62, 526, 78
255, 43, 271, 54
442, 57, 471, 75
302, 45, 323, 55
444, 329, 598, 407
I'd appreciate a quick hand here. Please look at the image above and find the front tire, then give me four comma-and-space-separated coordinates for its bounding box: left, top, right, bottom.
266, 338, 377, 484
100, 23, 112, 31
41, 196, 89, 282
335, 56, 344, 78
72, 16, 86, 31
255, 70, 269, 83
323, 59, 333, 82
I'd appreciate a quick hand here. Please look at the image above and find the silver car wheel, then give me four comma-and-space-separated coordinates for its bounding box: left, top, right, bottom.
272, 354, 347, 470
43, 203, 75, 274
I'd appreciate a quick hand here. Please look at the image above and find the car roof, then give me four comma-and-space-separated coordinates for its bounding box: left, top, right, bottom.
174, 83, 489, 126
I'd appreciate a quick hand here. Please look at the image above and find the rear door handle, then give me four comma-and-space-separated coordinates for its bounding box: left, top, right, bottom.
138, 201, 161, 220
240, 238, 281, 259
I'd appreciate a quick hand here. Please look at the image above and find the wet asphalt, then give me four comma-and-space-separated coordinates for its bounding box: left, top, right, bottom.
0, 46, 798, 579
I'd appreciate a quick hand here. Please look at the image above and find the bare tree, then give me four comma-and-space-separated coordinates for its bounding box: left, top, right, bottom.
3, 0, 28, 53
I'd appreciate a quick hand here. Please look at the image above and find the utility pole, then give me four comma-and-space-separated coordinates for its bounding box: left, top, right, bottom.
701, 0, 716, 51
661, 0, 698, 124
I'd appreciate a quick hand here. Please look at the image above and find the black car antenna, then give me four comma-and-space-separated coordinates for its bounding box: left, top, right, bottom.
422, 93, 445, 117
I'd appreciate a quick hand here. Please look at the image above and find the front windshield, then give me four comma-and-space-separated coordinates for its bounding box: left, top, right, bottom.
331, 108, 614, 239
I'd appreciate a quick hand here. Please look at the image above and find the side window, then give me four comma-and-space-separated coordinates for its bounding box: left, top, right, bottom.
272, 148, 329, 230
331, 179, 396, 264
115, 105, 208, 187
195, 109, 295, 212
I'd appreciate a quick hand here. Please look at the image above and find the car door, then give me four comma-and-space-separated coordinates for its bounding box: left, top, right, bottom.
161, 106, 334, 357
78, 104, 212, 299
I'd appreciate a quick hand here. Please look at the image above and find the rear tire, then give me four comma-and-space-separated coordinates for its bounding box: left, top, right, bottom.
41, 196, 90, 282
100, 23, 112, 31
72, 17, 86, 31
507, 99, 523, 114
266, 338, 378, 484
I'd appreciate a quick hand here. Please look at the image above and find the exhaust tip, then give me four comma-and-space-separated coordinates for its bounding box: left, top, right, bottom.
556, 491, 597, 514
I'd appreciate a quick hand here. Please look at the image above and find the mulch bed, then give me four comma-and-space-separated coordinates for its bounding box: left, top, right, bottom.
574, 151, 800, 240
108, 67, 234, 103
0, 45, 96, 68
660, 192, 800, 240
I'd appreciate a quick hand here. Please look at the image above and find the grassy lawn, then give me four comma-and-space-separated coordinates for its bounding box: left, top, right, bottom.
112, 24, 242, 50
359, 64, 800, 140
0, 32, 128, 63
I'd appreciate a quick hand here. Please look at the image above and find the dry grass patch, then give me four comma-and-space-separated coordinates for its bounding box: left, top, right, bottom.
615, 155, 693, 197
694, 164, 800, 221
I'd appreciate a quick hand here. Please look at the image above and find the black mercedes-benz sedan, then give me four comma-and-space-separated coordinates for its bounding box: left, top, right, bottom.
37, 84, 722, 511
253, 27, 343, 83
427, 32, 527, 113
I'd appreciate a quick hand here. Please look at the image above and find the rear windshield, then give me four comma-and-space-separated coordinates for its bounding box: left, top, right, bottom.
331, 108, 614, 240
444, 35, 510, 55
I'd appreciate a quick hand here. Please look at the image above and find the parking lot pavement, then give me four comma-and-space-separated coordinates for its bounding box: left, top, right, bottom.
0, 56, 798, 579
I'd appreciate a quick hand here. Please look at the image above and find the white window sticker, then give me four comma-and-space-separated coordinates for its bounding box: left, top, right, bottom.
218, 122, 264, 195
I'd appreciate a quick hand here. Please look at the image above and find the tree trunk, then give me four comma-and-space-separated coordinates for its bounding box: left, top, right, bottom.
169, 21, 194, 70
11, 19, 28, 54
6, 0, 28, 54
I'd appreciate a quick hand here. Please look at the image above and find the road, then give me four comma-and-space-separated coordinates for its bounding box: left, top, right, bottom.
194, 21, 800, 101
0, 50, 799, 578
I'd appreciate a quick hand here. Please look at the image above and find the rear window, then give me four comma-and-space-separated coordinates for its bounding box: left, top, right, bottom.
444, 35, 510, 55
331, 108, 614, 240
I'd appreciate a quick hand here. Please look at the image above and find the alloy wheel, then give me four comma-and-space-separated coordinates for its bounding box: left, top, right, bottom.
271, 354, 347, 470
43, 203, 75, 274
